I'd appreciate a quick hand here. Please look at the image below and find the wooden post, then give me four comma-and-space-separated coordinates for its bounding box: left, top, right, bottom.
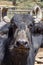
0, 7, 2, 22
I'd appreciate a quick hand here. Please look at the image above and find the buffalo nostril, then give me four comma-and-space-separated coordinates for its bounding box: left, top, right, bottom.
16, 41, 20, 47
25, 42, 28, 45
16, 41, 28, 47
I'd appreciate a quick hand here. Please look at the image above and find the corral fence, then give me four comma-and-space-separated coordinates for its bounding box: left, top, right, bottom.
7, 7, 31, 19
7, 7, 43, 19
0, 6, 43, 21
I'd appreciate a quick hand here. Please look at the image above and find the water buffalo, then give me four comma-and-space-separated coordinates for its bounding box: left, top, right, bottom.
0, 20, 10, 65
1, 13, 43, 65
30, 4, 43, 52
1, 14, 35, 65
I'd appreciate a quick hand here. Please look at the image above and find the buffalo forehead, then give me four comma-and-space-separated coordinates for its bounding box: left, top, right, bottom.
13, 14, 33, 26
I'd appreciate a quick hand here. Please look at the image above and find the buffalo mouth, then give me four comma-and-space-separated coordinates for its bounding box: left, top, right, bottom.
9, 44, 30, 55
13, 45, 30, 54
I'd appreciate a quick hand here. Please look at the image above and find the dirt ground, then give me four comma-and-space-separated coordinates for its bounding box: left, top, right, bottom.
35, 48, 43, 65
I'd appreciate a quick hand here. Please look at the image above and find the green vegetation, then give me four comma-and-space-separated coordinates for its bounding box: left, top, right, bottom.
0, 0, 43, 8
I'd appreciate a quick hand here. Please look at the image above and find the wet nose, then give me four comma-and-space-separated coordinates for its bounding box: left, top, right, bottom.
16, 41, 28, 47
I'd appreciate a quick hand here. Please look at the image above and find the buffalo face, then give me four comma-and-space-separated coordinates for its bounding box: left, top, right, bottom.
9, 26, 30, 55
8, 25, 31, 65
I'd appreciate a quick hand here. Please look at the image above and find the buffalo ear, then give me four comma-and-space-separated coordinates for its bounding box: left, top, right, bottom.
36, 7, 39, 14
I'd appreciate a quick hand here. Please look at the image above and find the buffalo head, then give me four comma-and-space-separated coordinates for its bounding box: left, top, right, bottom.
2, 14, 34, 65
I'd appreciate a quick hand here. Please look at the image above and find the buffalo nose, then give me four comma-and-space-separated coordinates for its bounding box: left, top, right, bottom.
16, 41, 28, 47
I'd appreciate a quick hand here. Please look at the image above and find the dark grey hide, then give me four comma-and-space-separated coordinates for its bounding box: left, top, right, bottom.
10, 14, 43, 64
11, 14, 43, 56
0, 21, 10, 65
1, 14, 35, 65
0, 14, 43, 65
11, 14, 34, 27
32, 22, 43, 56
